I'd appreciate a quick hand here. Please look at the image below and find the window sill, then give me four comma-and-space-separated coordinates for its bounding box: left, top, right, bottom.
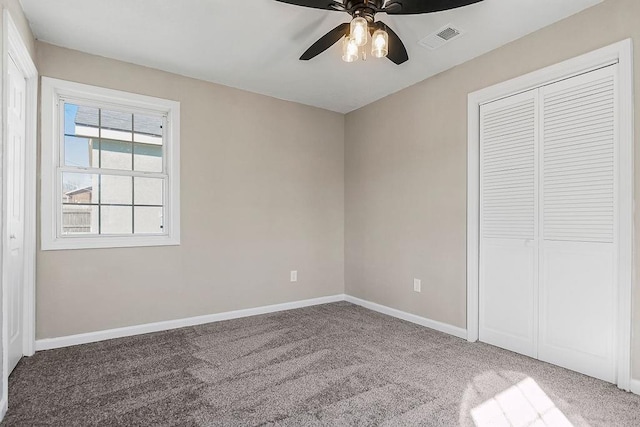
41, 234, 180, 251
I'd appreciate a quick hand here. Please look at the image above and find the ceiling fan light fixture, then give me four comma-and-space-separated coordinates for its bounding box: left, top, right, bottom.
350, 16, 369, 47
280, 0, 483, 65
342, 36, 359, 63
371, 28, 389, 58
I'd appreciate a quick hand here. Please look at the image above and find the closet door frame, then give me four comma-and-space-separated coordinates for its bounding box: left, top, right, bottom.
466, 39, 634, 391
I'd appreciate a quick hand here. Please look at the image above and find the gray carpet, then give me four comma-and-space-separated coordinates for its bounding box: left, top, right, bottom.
3, 302, 640, 426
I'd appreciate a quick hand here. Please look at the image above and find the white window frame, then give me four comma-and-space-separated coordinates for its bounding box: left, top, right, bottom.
41, 77, 181, 250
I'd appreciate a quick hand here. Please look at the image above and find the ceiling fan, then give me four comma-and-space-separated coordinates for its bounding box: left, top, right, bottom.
276, 0, 483, 64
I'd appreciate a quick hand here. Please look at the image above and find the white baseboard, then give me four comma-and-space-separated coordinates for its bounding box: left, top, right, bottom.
344, 295, 468, 340
35, 293, 468, 352
630, 379, 640, 395
35, 294, 345, 351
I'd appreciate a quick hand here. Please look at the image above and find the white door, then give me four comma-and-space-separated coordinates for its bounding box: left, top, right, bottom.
6, 55, 26, 373
538, 66, 617, 382
479, 65, 618, 383
479, 89, 538, 358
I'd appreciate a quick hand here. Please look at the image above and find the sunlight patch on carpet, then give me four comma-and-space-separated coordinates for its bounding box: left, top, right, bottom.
471, 377, 573, 427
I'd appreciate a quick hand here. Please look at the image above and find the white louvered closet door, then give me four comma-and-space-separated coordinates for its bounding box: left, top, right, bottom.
479, 89, 538, 358
479, 65, 618, 383
538, 65, 617, 383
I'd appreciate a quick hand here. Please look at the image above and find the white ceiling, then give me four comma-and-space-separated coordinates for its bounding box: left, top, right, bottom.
21, 0, 602, 113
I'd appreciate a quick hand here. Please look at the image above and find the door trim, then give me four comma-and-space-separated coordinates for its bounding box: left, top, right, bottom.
467, 39, 634, 390
1, 8, 37, 413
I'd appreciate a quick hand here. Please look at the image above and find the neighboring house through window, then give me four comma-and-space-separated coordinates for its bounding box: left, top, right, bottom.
41, 78, 180, 250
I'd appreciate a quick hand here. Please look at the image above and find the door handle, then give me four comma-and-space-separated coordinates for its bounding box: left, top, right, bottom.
9, 234, 16, 239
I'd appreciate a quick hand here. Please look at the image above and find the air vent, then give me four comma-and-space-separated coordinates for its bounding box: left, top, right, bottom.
419, 24, 464, 50
437, 27, 460, 41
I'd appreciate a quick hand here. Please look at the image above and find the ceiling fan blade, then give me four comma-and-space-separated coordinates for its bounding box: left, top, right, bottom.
377, 22, 408, 65
384, 0, 483, 15
275, 0, 344, 11
300, 22, 350, 60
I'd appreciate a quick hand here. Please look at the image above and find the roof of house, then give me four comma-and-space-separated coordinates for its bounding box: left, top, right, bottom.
65, 186, 93, 196
75, 106, 162, 137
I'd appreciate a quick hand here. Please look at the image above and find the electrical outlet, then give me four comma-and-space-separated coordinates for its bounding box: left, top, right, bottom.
290, 270, 298, 282
414, 278, 421, 293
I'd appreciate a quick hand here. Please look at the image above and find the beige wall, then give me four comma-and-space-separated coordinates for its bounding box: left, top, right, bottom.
36, 42, 345, 339
345, 0, 640, 378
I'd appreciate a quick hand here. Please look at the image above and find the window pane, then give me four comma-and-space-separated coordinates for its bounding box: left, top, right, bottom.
62, 205, 98, 235
134, 207, 163, 234
134, 113, 163, 144
65, 104, 99, 138
134, 177, 163, 206
100, 109, 132, 141
62, 172, 98, 204
101, 206, 132, 234
133, 143, 163, 172
100, 175, 132, 205
100, 139, 133, 170
64, 136, 95, 168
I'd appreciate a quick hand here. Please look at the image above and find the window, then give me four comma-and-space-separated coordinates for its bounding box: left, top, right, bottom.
41, 78, 180, 250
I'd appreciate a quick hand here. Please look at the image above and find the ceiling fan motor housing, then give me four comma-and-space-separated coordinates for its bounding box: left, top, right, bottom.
344, 0, 385, 22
